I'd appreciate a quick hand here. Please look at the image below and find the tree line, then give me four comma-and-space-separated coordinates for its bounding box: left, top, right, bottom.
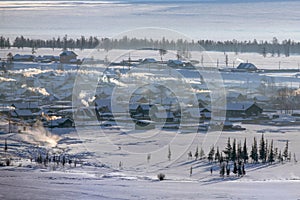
1, 35, 300, 57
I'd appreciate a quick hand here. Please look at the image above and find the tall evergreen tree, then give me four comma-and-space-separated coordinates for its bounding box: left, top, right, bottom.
268, 140, 275, 164
265, 139, 268, 163
233, 161, 238, 175
237, 141, 242, 161
231, 139, 237, 162
223, 137, 232, 161
215, 147, 220, 163
259, 134, 266, 163
194, 146, 199, 160
4, 138, 7, 152
283, 140, 289, 160
168, 145, 171, 161
278, 150, 283, 163
208, 146, 215, 163
243, 138, 249, 163
250, 137, 258, 163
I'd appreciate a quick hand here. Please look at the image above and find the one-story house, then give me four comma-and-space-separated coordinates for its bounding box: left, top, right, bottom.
226, 102, 263, 117
10, 110, 34, 120
60, 51, 78, 64
48, 118, 74, 128
167, 60, 184, 68
11, 102, 40, 113
13, 54, 35, 62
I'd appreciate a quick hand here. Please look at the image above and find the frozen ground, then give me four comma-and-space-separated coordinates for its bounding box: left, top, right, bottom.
0, 167, 300, 200
0, 123, 300, 199
1, 47, 300, 70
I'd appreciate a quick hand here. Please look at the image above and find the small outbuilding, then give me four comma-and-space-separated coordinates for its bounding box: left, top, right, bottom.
60, 51, 78, 64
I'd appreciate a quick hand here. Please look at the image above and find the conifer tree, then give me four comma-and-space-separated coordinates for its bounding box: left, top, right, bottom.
278, 150, 283, 163
226, 161, 230, 176
259, 134, 266, 163
219, 152, 224, 164
243, 138, 249, 163
283, 140, 289, 160
237, 141, 242, 161
274, 147, 278, 160
223, 137, 232, 161
250, 137, 258, 163
233, 162, 238, 175
268, 140, 275, 164
194, 146, 199, 160
220, 163, 225, 177
231, 139, 237, 162
168, 145, 171, 161
265, 139, 268, 163
4, 139, 8, 154
208, 146, 215, 163
188, 151, 192, 160
215, 147, 220, 163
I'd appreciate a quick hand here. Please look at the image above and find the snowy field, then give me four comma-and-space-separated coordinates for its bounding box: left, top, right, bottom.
1, 47, 300, 70
0, 124, 300, 199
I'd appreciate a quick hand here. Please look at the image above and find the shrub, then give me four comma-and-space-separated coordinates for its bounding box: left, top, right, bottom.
6, 158, 10, 166
157, 173, 165, 181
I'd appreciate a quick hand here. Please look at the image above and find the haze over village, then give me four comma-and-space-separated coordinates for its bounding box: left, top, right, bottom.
0, 1, 300, 200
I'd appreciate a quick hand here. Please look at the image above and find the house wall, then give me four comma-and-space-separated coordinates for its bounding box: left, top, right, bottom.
60, 55, 76, 64
245, 105, 263, 116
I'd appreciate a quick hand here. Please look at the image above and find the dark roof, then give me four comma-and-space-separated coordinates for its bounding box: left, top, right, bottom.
168, 60, 183, 66
237, 63, 257, 70
11, 110, 33, 117
11, 102, 39, 109
141, 58, 157, 64
50, 118, 73, 127
60, 51, 77, 57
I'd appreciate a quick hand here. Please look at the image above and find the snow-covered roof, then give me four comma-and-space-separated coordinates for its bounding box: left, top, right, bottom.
168, 60, 183, 65
253, 96, 270, 102
60, 51, 77, 57
226, 102, 257, 111
141, 58, 157, 64
11, 109, 33, 117
49, 118, 73, 127
12, 102, 39, 109
13, 54, 35, 60
227, 91, 244, 99
154, 111, 174, 119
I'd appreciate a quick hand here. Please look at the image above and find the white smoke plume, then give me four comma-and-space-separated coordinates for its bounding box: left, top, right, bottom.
5, 119, 61, 148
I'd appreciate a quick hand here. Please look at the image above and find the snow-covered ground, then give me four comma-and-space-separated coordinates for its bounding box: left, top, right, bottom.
0, 167, 299, 200
1, 122, 300, 199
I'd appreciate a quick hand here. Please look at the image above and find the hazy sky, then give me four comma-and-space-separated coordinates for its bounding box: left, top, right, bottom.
1, 0, 300, 41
